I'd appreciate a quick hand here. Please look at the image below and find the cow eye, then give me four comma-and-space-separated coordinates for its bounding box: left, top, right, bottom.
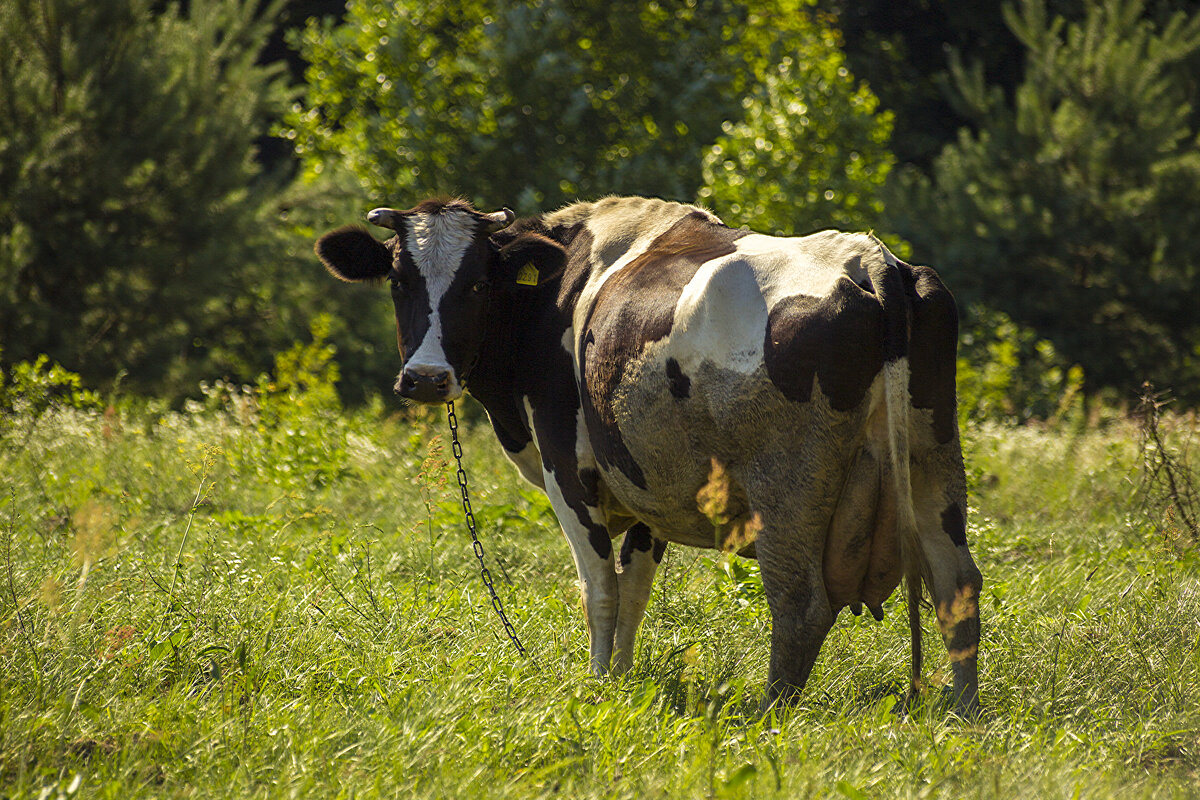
471, 280, 489, 293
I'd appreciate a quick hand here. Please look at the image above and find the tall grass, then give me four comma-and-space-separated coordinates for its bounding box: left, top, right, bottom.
1, 362, 1198, 798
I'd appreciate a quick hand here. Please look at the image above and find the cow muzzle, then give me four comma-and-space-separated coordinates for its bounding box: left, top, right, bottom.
395, 365, 460, 403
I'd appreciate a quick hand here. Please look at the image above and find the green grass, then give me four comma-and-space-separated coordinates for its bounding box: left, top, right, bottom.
2, 388, 1199, 799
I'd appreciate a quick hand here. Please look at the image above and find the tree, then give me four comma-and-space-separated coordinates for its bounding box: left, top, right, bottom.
284, 0, 876, 216
817, 0, 1200, 171
699, 31, 896, 238
0, 0, 303, 395
888, 0, 1200, 399
816, 0, 1030, 171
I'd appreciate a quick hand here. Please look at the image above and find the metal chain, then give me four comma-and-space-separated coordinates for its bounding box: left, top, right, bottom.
446, 400, 529, 657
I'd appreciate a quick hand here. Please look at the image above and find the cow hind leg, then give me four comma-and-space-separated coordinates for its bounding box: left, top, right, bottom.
611, 523, 667, 674
755, 523, 834, 706
911, 448, 983, 717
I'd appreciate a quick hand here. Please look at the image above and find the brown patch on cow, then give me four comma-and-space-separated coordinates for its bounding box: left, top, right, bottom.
665, 357, 691, 399
903, 263, 959, 444
581, 214, 746, 489
763, 277, 885, 411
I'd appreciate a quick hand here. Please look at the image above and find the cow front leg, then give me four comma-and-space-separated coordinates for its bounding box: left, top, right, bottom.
542, 471, 619, 676
564, 518, 619, 676
612, 523, 667, 674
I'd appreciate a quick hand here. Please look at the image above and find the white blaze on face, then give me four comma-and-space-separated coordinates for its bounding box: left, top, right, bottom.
401, 210, 478, 389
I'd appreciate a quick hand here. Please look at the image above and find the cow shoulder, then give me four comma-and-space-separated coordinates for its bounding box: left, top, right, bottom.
577, 210, 746, 489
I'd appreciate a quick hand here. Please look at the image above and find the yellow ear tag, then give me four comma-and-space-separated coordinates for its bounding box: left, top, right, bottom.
515, 262, 539, 286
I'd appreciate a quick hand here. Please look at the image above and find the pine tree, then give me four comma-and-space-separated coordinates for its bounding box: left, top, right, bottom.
0, 0, 296, 394
890, 0, 1200, 399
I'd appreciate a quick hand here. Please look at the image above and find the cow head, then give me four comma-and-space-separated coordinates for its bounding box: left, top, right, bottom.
315, 198, 565, 403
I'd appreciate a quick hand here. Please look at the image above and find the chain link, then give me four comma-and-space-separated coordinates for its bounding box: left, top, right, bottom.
447, 400, 529, 657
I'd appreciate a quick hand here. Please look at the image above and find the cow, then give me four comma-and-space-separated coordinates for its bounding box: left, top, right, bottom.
315, 196, 982, 714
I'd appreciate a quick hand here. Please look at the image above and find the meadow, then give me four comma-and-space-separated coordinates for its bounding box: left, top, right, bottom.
2, 354, 1198, 799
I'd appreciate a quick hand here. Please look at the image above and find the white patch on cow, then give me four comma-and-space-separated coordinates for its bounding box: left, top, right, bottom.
522, 396, 535, 428
545, 196, 719, 233
736, 229, 881, 305
612, 531, 660, 673
401, 210, 477, 390
671, 257, 769, 374
500, 398, 545, 488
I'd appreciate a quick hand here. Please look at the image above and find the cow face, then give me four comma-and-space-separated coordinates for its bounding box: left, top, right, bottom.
315, 199, 564, 403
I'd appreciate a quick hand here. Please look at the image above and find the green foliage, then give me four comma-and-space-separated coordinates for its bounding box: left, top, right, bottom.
956, 306, 1085, 426
1133, 386, 1199, 547
708, 555, 766, 613
0, 0, 307, 396
825, 0, 1200, 169
249, 314, 351, 489
699, 36, 897, 238
284, 0, 876, 216
256, 313, 343, 425
889, 0, 1200, 400
0, 355, 102, 420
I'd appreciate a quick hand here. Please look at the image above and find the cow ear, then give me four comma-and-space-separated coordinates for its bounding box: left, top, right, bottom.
315, 226, 392, 283
496, 233, 566, 288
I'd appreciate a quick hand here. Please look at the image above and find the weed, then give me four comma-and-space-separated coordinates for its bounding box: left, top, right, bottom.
416, 435, 451, 592
1135, 382, 1199, 546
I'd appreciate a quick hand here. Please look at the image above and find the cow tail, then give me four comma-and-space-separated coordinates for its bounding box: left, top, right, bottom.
868, 238, 928, 702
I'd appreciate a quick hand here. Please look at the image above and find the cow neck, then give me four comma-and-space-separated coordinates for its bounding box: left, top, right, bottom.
466, 219, 585, 449
463, 280, 544, 427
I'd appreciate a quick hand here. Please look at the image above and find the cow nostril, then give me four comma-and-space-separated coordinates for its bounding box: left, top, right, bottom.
396, 369, 454, 402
